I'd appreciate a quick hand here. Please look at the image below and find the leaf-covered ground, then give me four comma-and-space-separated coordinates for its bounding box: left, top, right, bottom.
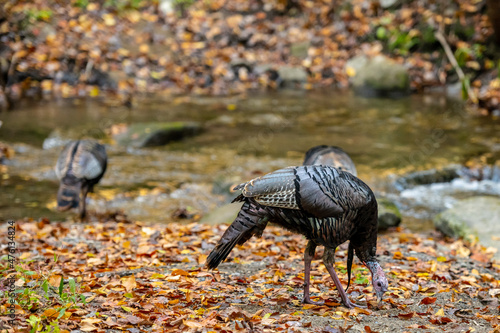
1, 218, 500, 332
2, 0, 500, 114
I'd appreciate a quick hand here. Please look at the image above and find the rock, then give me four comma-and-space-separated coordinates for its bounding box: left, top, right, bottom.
445, 81, 463, 100
200, 202, 243, 225
290, 41, 310, 59
113, 122, 201, 148
379, 0, 401, 8
277, 66, 308, 88
433, 196, 500, 256
377, 198, 402, 230
394, 165, 461, 190
346, 55, 410, 98
158, 0, 175, 14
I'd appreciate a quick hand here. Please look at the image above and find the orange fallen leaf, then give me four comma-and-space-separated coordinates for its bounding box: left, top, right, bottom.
42, 308, 59, 319
121, 275, 137, 292
398, 312, 415, 319
419, 297, 437, 305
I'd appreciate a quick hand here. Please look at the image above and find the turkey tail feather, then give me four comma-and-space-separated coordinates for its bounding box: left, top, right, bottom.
206, 202, 266, 269
57, 178, 81, 211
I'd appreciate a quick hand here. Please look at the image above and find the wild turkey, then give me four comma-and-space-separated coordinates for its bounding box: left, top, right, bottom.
55, 140, 107, 219
303, 145, 357, 176
206, 165, 388, 308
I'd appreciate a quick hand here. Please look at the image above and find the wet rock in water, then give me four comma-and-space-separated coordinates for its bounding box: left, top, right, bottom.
394, 165, 461, 190
346, 55, 410, 98
277, 66, 308, 88
433, 196, 500, 256
377, 198, 402, 230
200, 202, 243, 225
113, 122, 201, 148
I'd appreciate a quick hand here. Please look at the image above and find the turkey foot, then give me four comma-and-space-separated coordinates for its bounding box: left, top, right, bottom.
302, 296, 324, 305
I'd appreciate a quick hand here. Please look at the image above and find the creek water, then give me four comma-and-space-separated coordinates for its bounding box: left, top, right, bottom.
1, 91, 499, 229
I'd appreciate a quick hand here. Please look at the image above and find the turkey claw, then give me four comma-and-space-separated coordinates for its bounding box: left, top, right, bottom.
343, 298, 366, 309
302, 298, 323, 305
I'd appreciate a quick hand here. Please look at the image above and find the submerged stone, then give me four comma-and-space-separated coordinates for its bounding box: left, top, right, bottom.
113, 122, 201, 147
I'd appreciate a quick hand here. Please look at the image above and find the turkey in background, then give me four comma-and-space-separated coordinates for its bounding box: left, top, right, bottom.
55, 140, 107, 220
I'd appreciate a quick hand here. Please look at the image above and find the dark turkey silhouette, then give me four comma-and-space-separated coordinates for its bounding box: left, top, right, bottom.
206, 165, 388, 308
55, 140, 107, 219
303, 145, 357, 176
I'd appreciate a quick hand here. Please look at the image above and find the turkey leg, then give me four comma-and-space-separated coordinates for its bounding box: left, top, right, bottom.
80, 184, 89, 220
323, 247, 364, 309
302, 240, 323, 305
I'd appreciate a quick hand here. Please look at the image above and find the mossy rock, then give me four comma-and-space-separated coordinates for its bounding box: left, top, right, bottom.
114, 122, 201, 148
377, 198, 402, 230
433, 196, 500, 256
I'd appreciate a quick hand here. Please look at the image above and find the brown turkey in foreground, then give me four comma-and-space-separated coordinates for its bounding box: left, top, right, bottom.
206, 165, 388, 308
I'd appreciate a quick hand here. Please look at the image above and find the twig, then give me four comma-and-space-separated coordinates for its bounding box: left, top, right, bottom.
434, 29, 478, 103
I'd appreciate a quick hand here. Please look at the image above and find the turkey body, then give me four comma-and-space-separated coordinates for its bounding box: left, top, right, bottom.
303, 145, 357, 176
206, 165, 387, 308
55, 140, 107, 219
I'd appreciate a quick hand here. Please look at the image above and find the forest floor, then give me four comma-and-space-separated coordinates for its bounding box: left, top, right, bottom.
1, 217, 499, 332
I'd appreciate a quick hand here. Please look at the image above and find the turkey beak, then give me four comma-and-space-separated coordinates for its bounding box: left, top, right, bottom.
375, 287, 387, 304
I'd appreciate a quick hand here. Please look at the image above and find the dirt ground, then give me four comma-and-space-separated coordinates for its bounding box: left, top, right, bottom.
1, 218, 499, 332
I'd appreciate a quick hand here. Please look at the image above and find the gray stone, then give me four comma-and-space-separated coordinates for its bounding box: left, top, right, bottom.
433, 196, 500, 257
346, 55, 410, 98
377, 198, 402, 230
158, 0, 175, 14
379, 0, 401, 8
277, 66, 308, 87
200, 202, 243, 225
113, 122, 201, 148
446, 81, 463, 100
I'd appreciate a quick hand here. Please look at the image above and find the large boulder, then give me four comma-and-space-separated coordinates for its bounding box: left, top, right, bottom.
346, 55, 410, 98
377, 198, 402, 230
433, 196, 500, 256
113, 122, 201, 148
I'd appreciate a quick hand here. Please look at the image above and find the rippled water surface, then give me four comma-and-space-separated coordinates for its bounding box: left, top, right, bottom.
1, 91, 499, 228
